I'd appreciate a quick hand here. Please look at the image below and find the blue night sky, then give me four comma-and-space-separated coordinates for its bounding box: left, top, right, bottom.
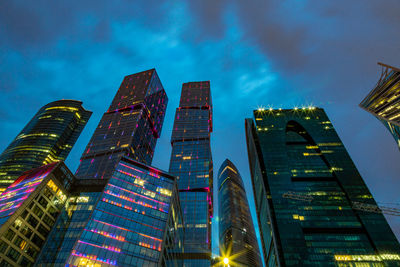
1, 0, 400, 258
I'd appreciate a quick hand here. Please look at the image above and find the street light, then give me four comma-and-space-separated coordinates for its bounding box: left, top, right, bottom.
223, 257, 229, 265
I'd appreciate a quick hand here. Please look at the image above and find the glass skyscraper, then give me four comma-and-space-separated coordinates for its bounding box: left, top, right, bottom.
217, 159, 262, 267
75, 69, 168, 181
360, 62, 400, 150
245, 107, 400, 266
63, 157, 183, 267
32, 69, 184, 267
169, 81, 213, 266
0, 161, 74, 267
0, 100, 91, 192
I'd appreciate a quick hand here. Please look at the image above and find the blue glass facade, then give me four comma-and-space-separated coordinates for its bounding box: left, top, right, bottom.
35, 191, 101, 266
169, 81, 213, 266
65, 157, 183, 267
245, 108, 400, 266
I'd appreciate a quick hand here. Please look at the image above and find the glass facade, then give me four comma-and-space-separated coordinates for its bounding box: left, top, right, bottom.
169, 81, 213, 266
245, 108, 400, 266
217, 159, 262, 267
75, 69, 168, 180
360, 62, 400, 150
0, 100, 91, 192
35, 191, 101, 266
63, 157, 183, 267
34, 69, 177, 266
0, 162, 73, 267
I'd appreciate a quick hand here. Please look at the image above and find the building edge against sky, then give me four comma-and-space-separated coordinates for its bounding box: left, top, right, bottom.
0, 68, 184, 267
217, 159, 262, 267
169, 81, 213, 266
0, 100, 92, 192
75, 68, 168, 181
245, 107, 400, 266
0, 161, 73, 266
360, 62, 400, 150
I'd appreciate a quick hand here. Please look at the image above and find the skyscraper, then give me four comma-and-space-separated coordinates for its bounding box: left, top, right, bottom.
245, 107, 400, 266
217, 159, 262, 267
33, 69, 183, 266
360, 62, 400, 150
0, 100, 91, 192
0, 161, 74, 267
65, 156, 183, 267
169, 81, 213, 266
75, 69, 168, 181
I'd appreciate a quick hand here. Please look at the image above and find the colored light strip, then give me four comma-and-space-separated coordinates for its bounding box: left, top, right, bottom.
112, 175, 168, 199
0, 182, 40, 202
95, 208, 164, 232
139, 241, 161, 251
93, 219, 162, 242
107, 183, 168, 207
104, 192, 167, 213
87, 229, 125, 241
78, 240, 121, 253
71, 251, 117, 265
119, 163, 144, 174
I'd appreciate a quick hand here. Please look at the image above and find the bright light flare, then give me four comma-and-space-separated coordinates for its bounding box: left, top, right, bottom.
223, 257, 229, 265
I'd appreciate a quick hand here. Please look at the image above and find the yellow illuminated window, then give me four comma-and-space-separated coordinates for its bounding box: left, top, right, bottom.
143, 191, 156, 198
134, 178, 145, 186
157, 187, 172, 196
76, 197, 89, 203
47, 180, 59, 192
56, 189, 67, 202
45, 106, 78, 112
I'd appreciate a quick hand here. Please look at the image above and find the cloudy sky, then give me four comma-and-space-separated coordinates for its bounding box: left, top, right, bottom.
1, 0, 400, 257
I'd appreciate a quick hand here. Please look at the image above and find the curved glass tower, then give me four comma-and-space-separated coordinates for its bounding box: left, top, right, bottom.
0, 100, 91, 192
218, 159, 262, 267
245, 107, 400, 266
360, 62, 400, 150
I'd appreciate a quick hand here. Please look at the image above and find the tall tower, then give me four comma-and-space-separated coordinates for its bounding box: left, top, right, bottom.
0, 100, 91, 192
33, 69, 179, 266
360, 62, 400, 150
218, 159, 262, 267
75, 69, 168, 181
245, 107, 400, 266
169, 81, 213, 265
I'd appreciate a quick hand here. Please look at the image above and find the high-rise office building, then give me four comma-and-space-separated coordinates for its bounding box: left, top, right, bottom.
0, 161, 74, 267
360, 62, 400, 150
0, 100, 91, 192
75, 69, 168, 181
217, 159, 262, 267
245, 107, 400, 266
64, 156, 183, 267
33, 69, 183, 266
169, 81, 213, 266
